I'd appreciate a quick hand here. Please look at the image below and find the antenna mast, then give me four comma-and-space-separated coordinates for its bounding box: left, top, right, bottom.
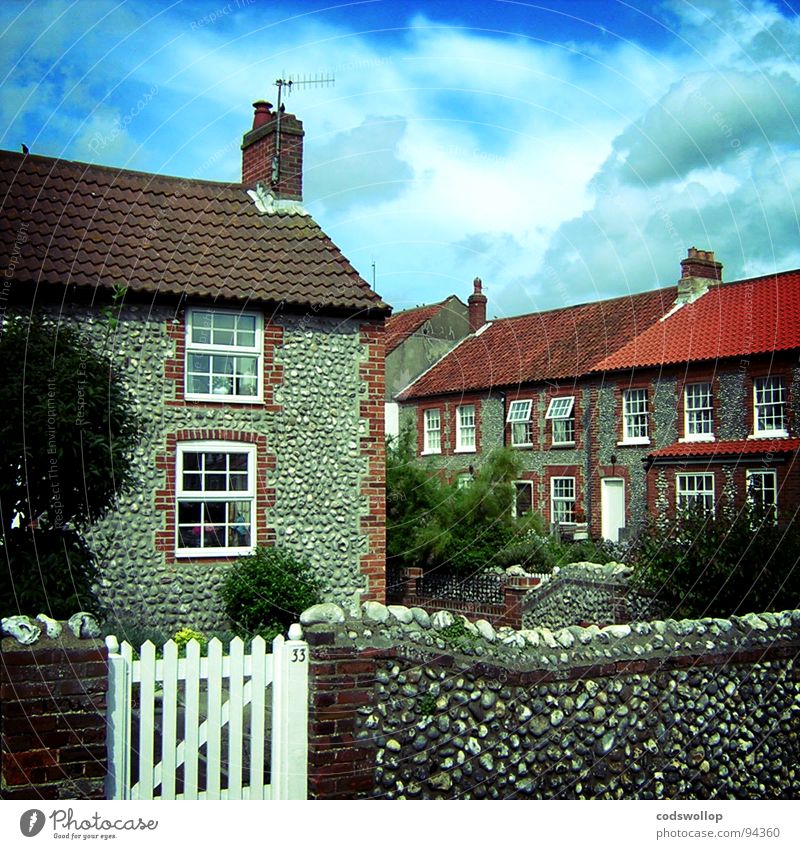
272, 72, 335, 188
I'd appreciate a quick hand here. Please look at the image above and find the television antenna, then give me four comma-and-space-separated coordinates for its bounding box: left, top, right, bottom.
272, 73, 335, 187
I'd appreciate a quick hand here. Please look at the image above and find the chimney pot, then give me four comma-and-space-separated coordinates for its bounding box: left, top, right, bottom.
252, 101, 273, 129
676, 246, 723, 304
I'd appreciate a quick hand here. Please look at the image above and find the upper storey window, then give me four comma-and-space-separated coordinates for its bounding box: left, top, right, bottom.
546, 396, 575, 446
186, 309, 262, 402
684, 382, 714, 440
507, 400, 532, 447
753, 377, 787, 437
622, 388, 649, 444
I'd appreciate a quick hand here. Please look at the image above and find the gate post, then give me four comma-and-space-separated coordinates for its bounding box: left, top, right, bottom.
104, 636, 131, 800
270, 624, 308, 800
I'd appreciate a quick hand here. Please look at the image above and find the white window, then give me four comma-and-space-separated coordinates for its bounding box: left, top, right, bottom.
456, 404, 476, 452
622, 388, 649, 443
176, 442, 256, 556
456, 473, 473, 490
546, 396, 575, 446
747, 469, 778, 514
423, 408, 441, 454
684, 383, 714, 440
513, 481, 534, 518
507, 400, 533, 447
754, 377, 787, 436
551, 477, 576, 524
676, 473, 714, 513
185, 309, 262, 402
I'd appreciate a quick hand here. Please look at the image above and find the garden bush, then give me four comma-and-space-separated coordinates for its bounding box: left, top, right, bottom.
219, 546, 323, 640
631, 503, 800, 618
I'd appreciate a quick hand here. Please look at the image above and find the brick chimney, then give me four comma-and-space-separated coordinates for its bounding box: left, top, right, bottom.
676, 247, 723, 304
241, 100, 304, 201
468, 277, 487, 331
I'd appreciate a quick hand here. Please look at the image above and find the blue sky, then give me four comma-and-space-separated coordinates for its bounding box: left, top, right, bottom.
2, 0, 800, 316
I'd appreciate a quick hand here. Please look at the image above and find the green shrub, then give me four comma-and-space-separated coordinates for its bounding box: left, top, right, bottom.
173, 627, 208, 655
631, 503, 800, 618
219, 547, 323, 640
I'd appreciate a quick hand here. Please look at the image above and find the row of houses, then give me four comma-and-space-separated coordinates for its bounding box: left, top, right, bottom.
389, 253, 800, 541
2, 99, 798, 628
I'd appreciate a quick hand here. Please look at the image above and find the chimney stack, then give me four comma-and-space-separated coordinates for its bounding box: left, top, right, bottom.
468, 277, 487, 332
676, 247, 723, 304
241, 100, 304, 201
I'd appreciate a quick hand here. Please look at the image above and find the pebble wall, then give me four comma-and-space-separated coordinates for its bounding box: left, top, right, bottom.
521, 563, 660, 630
304, 601, 800, 800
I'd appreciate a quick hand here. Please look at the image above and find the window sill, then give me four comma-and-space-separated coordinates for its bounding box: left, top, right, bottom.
421, 450, 442, 456
679, 435, 715, 443
175, 548, 255, 559
454, 448, 476, 454
616, 438, 650, 447
748, 431, 789, 440
550, 442, 576, 449
185, 394, 263, 404
511, 443, 533, 449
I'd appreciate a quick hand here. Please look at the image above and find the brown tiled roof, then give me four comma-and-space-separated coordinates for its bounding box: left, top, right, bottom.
397, 287, 677, 399
0, 150, 388, 314
385, 299, 451, 354
648, 438, 800, 460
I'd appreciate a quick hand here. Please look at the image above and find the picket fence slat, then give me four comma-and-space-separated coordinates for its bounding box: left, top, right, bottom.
161, 640, 179, 800
183, 640, 201, 798
106, 631, 307, 801
206, 638, 223, 800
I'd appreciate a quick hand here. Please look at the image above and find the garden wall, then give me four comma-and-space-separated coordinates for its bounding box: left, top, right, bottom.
304, 602, 800, 799
521, 562, 660, 630
1, 619, 108, 800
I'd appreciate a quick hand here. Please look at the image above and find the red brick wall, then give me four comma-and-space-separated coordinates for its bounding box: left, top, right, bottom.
241, 112, 304, 200
1, 636, 108, 800
360, 321, 386, 602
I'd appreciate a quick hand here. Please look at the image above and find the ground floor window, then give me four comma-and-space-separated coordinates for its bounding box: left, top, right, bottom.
746, 469, 777, 515
513, 481, 534, 517
676, 473, 714, 513
551, 477, 575, 523
176, 441, 256, 556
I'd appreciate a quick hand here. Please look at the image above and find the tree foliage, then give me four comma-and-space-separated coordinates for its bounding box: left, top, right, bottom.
0, 312, 140, 618
631, 503, 800, 618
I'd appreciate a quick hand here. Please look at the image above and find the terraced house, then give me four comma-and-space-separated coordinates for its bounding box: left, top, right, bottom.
397, 252, 800, 541
0, 101, 389, 630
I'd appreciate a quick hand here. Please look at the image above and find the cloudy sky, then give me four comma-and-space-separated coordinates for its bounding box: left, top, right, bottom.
2, 0, 799, 316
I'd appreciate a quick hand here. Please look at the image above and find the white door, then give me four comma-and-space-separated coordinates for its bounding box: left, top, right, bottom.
601, 478, 626, 542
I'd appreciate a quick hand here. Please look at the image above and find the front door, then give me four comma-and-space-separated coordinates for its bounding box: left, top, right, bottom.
601, 478, 626, 542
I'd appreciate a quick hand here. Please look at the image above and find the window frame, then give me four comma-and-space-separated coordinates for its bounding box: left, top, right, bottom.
621, 388, 650, 445
512, 480, 534, 518
550, 476, 576, 524
185, 308, 263, 403
683, 382, 714, 441
507, 399, 533, 447
175, 440, 257, 558
455, 404, 477, 453
746, 468, 778, 517
753, 376, 788, 437
676, 472, 715, 513
545, 396, 576, 447
456, 472, 473, 490
422, 408, 442, 455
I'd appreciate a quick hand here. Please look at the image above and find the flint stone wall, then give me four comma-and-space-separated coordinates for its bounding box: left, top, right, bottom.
305, 603, 800, 800
522, 562, 661, 630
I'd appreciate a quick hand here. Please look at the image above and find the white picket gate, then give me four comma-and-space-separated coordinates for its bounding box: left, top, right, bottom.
105, 626, 308, 800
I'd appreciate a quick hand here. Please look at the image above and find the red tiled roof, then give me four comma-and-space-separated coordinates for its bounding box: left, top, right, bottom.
385, 300, 449, 354
648, 438, 800, 459
594, 271, 800, 372
398, 287, 677, 399
0, 150, 389, 314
